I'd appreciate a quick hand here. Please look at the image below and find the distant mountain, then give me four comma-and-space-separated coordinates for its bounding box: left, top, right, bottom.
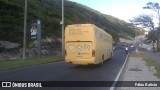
0, 0, 144, 45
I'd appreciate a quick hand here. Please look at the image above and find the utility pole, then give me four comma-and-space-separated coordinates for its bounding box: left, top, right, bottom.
158, 9, 160, 51
135, 29, 138, 53
23, 0, 27, 60
61, 0, 64, 56
135, 24, 139, 53
37, 20, 41, 57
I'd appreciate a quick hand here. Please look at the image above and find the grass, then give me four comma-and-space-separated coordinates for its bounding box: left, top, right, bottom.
0, 56, 64, 70
130, 51, 160, 78
129, 51, 144, 57
157, 52, 160, 55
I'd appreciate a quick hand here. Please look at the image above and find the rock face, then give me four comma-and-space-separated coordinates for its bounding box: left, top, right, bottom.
0, 41, 22, 60
0, 48, 23, 60
0, 38, 62, 61
0, 41, 21, 50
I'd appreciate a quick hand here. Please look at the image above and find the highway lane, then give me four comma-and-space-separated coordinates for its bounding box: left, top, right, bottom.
0, 46, 130, 90
0, 49, 127, 81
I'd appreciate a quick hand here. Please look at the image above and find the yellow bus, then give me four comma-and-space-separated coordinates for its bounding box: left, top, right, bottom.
65, 24, 113, 65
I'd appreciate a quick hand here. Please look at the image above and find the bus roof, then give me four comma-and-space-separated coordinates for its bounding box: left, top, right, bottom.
66, 24, 112, 39
66, 24, 94, 28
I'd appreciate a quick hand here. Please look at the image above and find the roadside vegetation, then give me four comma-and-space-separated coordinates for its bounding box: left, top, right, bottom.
0, 56, 64, 70
130, 51, 160, 78
0, 0, 143, 45
130, 2, 160, 52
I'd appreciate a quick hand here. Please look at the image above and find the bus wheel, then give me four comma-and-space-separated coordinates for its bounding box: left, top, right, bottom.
100, 55, 104, 64
109, 52, 113, 60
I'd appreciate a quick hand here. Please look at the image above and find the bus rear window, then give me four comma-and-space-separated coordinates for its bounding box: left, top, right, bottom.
66, 28, 91, 36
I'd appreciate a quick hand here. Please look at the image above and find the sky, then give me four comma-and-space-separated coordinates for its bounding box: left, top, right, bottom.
69, 0, 159, 22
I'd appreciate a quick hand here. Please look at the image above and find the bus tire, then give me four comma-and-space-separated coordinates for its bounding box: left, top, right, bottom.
100, 55, 104, 64
110, 52, 113, 60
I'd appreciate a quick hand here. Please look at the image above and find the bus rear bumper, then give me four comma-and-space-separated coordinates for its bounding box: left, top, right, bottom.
65, 58, 96, 65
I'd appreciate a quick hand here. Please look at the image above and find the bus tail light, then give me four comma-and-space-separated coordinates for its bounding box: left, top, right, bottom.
92, 50, 95, 57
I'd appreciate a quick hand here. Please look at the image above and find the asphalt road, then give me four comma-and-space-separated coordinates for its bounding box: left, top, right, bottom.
0, 45, 133, 90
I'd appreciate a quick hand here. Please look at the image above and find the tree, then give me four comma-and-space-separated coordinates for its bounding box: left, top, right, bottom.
130, 14, 156, 51
143, 2, 160, 52
145, 30, 157, 52
130, 15, 154, 28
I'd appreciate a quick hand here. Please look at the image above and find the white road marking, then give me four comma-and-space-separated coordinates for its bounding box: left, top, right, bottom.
109, 53, 129, 90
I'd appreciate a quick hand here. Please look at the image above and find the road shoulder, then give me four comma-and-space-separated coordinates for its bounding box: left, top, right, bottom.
116, 56, 160, 90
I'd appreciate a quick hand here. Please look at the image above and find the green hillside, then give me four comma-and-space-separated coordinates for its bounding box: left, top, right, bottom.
0, 0, 143, 45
